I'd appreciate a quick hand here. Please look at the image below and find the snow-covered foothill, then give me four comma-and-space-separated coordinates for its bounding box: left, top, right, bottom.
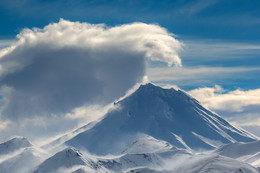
32, 147, 99, 173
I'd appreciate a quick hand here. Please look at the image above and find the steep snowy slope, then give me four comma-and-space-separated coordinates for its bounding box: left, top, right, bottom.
66, 83, 258, 155
41, 121, 98, 153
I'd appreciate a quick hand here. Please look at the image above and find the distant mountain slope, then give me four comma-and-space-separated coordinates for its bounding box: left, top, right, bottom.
0, 147, 49, 173
0, 137, 49, 173
0, 137, 32, 156
66, 83, 258, 155
216, 140, 260, 158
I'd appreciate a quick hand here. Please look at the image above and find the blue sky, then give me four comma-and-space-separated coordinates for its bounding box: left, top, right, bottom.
0, 0, 260, 139
1, 0, 260, 41
0, 0, 260, 90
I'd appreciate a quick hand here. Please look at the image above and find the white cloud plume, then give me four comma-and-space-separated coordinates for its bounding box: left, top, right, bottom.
0, 19, 182, 141
189, 85, 260, 112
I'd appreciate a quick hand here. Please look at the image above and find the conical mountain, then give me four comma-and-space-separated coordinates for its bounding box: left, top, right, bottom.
66, 83, 258, 155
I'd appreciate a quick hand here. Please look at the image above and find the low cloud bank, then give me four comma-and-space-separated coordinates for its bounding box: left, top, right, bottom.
189, 85, 260, 137
189, 85, 260, 112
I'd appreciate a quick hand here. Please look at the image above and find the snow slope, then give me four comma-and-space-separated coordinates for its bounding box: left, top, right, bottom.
41, 121, 98, 153
66, 83, 258, 155
121, 135, 174, 154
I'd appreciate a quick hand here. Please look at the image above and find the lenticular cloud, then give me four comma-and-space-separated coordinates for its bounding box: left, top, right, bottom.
0, 19, 182, 120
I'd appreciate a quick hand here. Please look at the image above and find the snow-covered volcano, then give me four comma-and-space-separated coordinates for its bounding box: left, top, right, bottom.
1, 83, 260, 173
66, 83, 258, 155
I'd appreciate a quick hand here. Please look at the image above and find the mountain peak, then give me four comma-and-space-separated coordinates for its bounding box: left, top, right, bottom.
67, 84, 257, 155
8, 137, 30, 143
33, 147, 88, 173
138, 82, 159, 89
62, 147, 83, 158
136, 83, 176, 94
0, 137, 32, 155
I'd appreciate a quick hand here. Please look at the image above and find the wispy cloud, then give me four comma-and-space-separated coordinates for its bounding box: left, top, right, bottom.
181, 40, 260, 64
180, 0, 219, 15
147, 66, 260, 86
